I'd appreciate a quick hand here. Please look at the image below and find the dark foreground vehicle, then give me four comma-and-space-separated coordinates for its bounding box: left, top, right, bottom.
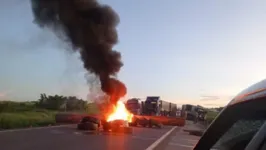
194, 79, 266, 150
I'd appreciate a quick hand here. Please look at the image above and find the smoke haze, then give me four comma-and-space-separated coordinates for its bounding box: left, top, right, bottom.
30, 0, 126, 105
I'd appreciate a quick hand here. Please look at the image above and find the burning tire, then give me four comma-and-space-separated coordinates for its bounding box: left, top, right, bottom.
150, 120, 163, 129
110, 120, 121, 132
77, 116, 100, 131
111, 120, 128, 129
129, 117, 138, 127
102, 119, 133, 134
139, 118, 149, 127
77, 122, 98, 130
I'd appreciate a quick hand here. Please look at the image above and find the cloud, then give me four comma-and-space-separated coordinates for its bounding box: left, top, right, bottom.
200, 95, 220, 101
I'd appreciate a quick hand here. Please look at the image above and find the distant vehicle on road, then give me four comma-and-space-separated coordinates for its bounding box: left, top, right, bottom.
125, 98, 142, 115
125, 96, 178, 117
125, 96, 184, 127
144, 96, 178, 116
182, 104, 197, 120
181, 104, 207, 122
194, 79, 266, 150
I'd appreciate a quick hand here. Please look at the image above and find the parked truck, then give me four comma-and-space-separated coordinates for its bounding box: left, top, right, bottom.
143, 96, 178, 116
181, 104, 207, 122
125, 96, 184, 127
125, 98, 142, 115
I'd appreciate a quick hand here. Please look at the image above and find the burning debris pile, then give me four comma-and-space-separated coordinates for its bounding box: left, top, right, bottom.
107, 101, 133, 122
76, 101, 133, 133
30, 0, 131, 128
102, 101, 133, 133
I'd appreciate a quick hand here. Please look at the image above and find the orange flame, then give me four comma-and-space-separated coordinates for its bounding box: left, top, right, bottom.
107, 101, 133, 123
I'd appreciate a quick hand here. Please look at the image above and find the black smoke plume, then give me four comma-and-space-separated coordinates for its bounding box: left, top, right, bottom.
30, 0, 126, 105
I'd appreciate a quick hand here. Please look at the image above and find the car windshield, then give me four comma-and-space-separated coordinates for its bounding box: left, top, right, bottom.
212, 119, 266, 149
194, 97, 266, 150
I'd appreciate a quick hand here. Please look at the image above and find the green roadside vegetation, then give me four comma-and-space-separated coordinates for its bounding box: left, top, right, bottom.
0, 110, 56, 129
0, 94, 100, 130
0, 94, 222, 130
206, 110, 220, 125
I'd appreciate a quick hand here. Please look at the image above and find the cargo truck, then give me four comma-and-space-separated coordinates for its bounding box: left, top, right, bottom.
125, 98, 142, 115
125, 96, 184, 127
125, 96, 178, 116
144, 96, 177, 116
181, 104, 207, 121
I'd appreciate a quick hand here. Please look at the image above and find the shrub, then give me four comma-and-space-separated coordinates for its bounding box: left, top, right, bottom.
0, 111, 56, 129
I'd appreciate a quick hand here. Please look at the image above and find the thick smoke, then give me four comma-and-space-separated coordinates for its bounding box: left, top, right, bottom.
30, 0, 126, 105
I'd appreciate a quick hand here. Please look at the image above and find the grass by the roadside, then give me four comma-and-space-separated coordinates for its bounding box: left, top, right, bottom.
0, 98, 100, 130
0, 103, 100, 130
206, 111, 219, 124
0, 110, 57, 129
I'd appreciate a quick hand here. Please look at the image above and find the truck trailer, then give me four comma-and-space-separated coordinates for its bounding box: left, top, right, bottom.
125, 96, 185, 127
144, 96, 176, 116
125, 96, 179, 116
125, 98, 142, 115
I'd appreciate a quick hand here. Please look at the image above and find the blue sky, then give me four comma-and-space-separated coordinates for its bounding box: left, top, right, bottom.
0, 0, 266, 107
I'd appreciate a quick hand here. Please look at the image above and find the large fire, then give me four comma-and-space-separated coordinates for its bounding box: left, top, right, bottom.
107, 101, 133, 123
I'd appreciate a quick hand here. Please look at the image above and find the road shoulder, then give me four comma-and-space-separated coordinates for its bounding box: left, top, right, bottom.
0, 124, 75, 133
146, 126, 180, 150
155, 122, 207, 150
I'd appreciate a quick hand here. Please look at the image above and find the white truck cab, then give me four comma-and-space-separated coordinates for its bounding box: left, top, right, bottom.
194, 79, 266, 150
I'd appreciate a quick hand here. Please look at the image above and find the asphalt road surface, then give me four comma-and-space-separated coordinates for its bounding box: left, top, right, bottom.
0, 125, 175, 150
163, 128, 201, 150
157, 121, 204, 150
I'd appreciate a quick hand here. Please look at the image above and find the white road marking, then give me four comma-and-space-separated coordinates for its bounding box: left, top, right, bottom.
0, 124, 74, 133
145, 126, 177, 150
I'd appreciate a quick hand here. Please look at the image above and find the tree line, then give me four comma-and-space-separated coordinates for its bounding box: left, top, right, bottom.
0, 93, 98, 113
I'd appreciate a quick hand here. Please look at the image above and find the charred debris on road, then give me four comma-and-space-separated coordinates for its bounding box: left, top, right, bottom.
76, 115, 163, 134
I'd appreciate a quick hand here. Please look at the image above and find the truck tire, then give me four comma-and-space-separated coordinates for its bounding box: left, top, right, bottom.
77, 122, 98, 131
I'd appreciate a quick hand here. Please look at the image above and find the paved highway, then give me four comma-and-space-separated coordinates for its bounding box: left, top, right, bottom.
0, 125, 175, 150
162, 128, 201, 150
156, 121, 204, 150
